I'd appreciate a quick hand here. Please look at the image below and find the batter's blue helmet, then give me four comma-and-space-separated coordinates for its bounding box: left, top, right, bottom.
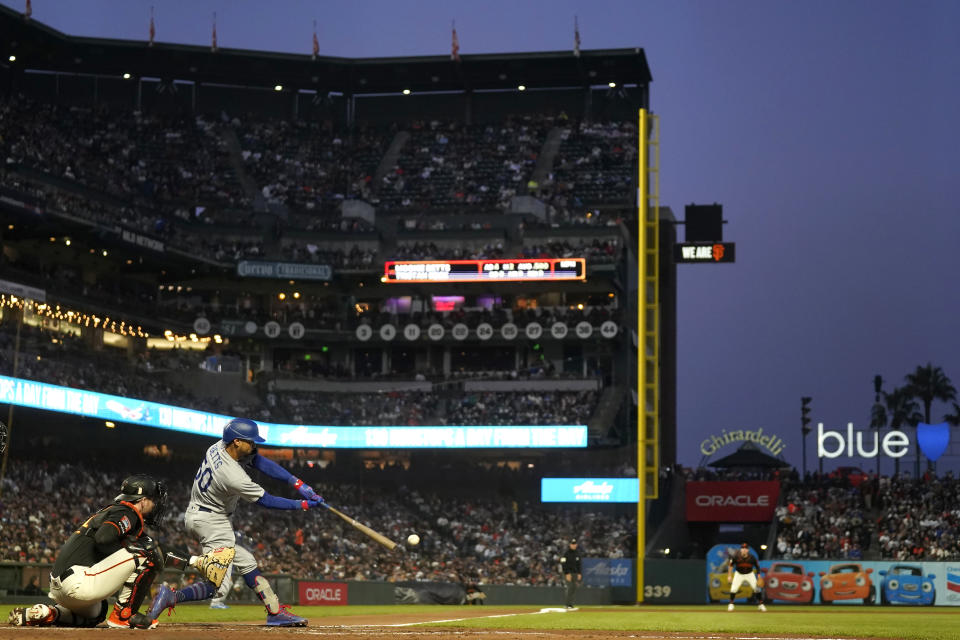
222, 418, 265, 444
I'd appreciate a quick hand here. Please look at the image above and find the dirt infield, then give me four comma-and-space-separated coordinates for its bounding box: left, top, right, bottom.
0, 605, 898, 640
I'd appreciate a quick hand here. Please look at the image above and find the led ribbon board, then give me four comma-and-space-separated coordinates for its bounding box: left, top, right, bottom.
541, 478, 640, 503
383, 258, 586, 283
0, 375, 587, 449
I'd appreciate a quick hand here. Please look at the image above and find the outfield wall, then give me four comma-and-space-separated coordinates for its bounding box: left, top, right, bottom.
4, 559, 957, 607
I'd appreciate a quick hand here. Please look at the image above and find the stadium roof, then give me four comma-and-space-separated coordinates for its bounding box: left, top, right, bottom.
707, 443, 791, 469
0, 6, 652, 95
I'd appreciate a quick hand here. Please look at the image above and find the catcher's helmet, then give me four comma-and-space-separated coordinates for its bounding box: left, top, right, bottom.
114, 474, 168, 528
222, 417, 265, 444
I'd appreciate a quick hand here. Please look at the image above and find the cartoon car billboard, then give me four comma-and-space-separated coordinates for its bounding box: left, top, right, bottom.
762, 562, 815, 603
819, 563, 874, 604
878, 565, 935, 606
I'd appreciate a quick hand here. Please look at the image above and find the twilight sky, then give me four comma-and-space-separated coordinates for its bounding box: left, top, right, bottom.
5, 0, 959, 474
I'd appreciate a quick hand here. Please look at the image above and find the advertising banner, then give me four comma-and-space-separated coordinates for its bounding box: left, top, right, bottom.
583, 559, 633, 587
685, 481, 779, 522
237, 260, 332, 281
0, 375, 587, 449
298, 581, 348, 605
541, 478, 639, 503
705, 544, 960, 606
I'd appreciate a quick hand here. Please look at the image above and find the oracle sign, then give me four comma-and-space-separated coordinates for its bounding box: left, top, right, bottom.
298, 581, 348, 605
685, 481, 779, 522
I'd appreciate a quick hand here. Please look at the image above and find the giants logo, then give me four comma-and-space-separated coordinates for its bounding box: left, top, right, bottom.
686, 481, 779, 522
298, 582, 348, 605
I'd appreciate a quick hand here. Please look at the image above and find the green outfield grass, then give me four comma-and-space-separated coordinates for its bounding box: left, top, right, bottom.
432, 605, 960, 639
4, 603, 960, 639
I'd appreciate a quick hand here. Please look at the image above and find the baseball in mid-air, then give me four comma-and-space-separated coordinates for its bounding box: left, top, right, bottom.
407, 534, 420, 546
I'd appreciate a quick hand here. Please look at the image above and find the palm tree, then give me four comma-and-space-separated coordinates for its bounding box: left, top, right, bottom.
883, 386, 922, 477
905, 364, 957, 475
869, 401, 887, 477
946, 402, 960, 427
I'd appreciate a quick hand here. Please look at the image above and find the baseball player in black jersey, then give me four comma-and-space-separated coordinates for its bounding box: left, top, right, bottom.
560, 538, 582, 609
7, 475, 168, 629
727, 543, 766, 611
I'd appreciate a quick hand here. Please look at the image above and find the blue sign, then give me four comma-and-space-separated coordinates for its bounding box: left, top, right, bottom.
540, 478, 639, 503
917, 422, 950, 462
0, 375, 587, 449
583, 559, 634, 587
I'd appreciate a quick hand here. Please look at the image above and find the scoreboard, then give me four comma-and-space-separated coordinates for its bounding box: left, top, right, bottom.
382, 258, 586, 283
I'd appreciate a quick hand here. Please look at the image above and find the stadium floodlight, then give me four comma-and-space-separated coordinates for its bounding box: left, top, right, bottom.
402, 88, 411, 95
8, 55, 16, 62
608, 82, 616, 88
517, 85, 526, 91
274, 84, 283, 91
123, 73, 131, 79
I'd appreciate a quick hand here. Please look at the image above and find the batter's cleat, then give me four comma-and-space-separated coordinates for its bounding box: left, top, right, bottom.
209, 602, 230, 609
107, 605, 158, 629
727, 603, 735, 611
8, 604, 56, 627
758, 603, 767, 612
147, 584, 177, 619
266, 604, 307, 627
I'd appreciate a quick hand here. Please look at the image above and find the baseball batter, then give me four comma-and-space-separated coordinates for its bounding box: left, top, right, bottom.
727, 543, 766, 611
8, 475, 168, 629
148, 418, 323, 627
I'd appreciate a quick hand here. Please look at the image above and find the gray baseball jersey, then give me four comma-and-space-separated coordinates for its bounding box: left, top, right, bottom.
189, 440, 265, 514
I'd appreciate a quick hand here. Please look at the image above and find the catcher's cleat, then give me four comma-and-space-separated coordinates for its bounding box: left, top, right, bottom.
106, 605, 158, 629
8, 604, 56, 626
147, 584, 177, 619
266, 604, 307, 627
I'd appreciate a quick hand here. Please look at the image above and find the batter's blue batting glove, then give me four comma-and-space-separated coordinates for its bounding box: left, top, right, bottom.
305, 497, 325, 510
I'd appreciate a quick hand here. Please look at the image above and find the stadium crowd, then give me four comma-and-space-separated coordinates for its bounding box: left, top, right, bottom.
771, 470, 960, 561
0, 322, 602, 428
0, 458, 634, 588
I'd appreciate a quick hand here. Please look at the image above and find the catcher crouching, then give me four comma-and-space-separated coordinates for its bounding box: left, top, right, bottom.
8, 475, 169, 629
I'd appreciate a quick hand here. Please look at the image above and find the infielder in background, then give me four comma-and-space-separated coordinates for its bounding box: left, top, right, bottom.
727, 543, 766, 612
148, 418, 323, 627
560, 538, 582, 609
8, 475, 168, 629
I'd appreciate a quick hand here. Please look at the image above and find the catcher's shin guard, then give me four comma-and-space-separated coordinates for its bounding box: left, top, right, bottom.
116, 554, 160, 616
46, 601, 107, 628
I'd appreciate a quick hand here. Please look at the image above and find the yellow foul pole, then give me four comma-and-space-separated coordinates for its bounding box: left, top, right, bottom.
636, 108, 660, 603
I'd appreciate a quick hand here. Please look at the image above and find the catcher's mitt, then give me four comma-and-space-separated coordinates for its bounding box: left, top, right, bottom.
193, 547, 235, 588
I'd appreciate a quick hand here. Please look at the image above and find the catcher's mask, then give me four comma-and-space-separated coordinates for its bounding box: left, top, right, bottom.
115, 474, 168, 528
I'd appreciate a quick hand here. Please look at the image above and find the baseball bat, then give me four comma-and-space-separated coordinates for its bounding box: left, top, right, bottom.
324, 504, 398, 551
